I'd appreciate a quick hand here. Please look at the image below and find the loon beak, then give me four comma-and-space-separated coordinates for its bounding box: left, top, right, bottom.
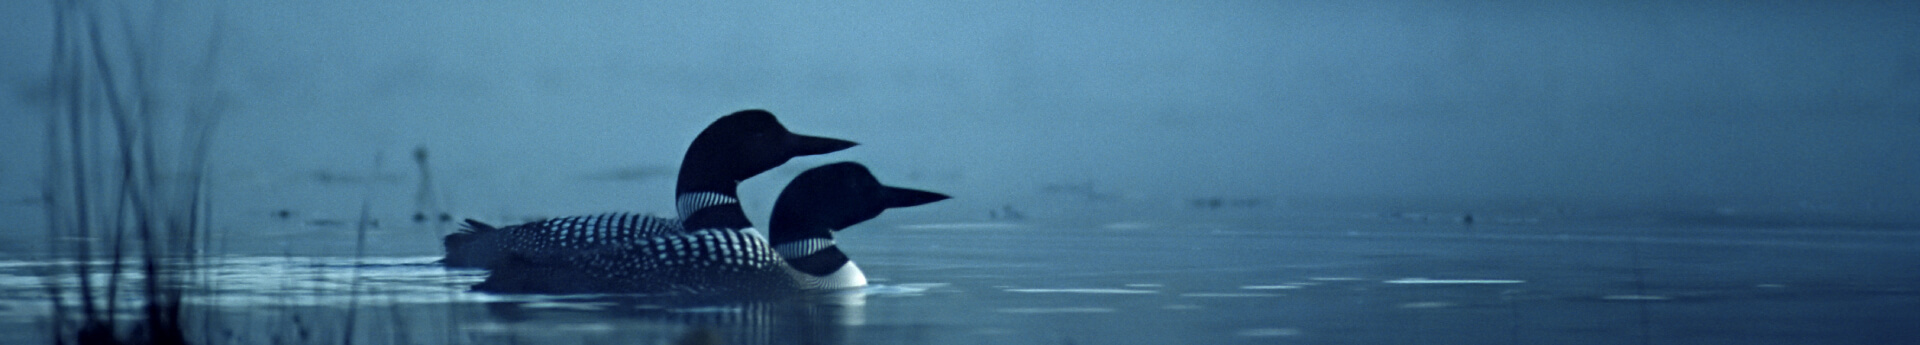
786, 133, 858, 157
880, 186, 950, 209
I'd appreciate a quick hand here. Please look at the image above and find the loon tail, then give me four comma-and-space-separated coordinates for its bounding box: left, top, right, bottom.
442, 219, 500, 267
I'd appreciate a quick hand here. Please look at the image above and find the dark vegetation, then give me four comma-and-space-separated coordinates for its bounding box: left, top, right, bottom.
26, 3, 758, 344
38, 0, 222, 343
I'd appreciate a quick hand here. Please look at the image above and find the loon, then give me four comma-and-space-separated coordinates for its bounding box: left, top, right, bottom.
442, 110, 857, 268
471, 162, 949, 295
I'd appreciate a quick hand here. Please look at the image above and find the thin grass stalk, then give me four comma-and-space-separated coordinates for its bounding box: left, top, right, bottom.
341, 154, 381, 345
87, 5, 140, 330
54, 0, 104, 328
42, 2, 76, 341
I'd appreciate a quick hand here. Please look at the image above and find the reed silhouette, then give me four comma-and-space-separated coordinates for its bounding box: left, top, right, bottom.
39, 1, 222, 343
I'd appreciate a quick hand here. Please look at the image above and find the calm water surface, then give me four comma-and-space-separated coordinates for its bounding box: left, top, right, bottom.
3, 220, 1917, 344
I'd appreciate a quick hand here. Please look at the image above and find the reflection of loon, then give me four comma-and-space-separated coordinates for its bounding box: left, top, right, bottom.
478, 292, 868, 345
475, 162, 948, 294
442, 110, 856, 268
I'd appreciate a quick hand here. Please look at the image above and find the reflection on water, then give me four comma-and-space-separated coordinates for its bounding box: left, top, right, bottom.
469, 291, 869, 345
4, 222, 1919, 344
1, 256, 880, 345
0, 257, 483, 311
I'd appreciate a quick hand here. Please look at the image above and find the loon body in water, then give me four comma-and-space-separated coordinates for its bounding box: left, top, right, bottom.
473, 162, 948, 295
442, 110, 857, 268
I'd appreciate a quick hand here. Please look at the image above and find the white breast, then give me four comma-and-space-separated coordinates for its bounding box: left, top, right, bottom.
816, 261, 867, 289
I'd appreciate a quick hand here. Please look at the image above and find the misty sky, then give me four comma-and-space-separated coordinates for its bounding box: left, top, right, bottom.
4, 1, 1918, 227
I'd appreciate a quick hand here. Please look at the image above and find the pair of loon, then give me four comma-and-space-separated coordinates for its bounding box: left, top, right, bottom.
444, 110, 947, 295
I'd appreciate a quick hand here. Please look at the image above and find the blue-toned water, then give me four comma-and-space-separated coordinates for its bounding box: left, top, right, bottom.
4, 219, 1916, 344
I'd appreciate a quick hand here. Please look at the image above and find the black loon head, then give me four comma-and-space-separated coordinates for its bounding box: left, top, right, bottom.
766, 162, 948, 284
768, 162, 949, 246
676, 110, 858, 193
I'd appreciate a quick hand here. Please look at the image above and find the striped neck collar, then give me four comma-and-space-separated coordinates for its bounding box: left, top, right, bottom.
675, 191, 738, 219
675, 191, 748, 231
772, 237, 834, 259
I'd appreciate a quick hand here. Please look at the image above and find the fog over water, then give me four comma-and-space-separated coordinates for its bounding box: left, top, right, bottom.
4, 1, 1919, 251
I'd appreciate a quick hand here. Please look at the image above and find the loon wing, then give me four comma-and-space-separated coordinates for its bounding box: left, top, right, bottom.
445, 212, 687, 268
476, 228, 791, 294
495, 212, 684, 262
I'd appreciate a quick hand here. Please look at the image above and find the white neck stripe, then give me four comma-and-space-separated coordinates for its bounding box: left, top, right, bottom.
773, 238, 834, 259
675, 192, 739, 219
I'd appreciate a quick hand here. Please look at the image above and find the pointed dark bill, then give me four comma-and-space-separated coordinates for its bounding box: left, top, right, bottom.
785, 133, 859, 157
881, 186, 951, 209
